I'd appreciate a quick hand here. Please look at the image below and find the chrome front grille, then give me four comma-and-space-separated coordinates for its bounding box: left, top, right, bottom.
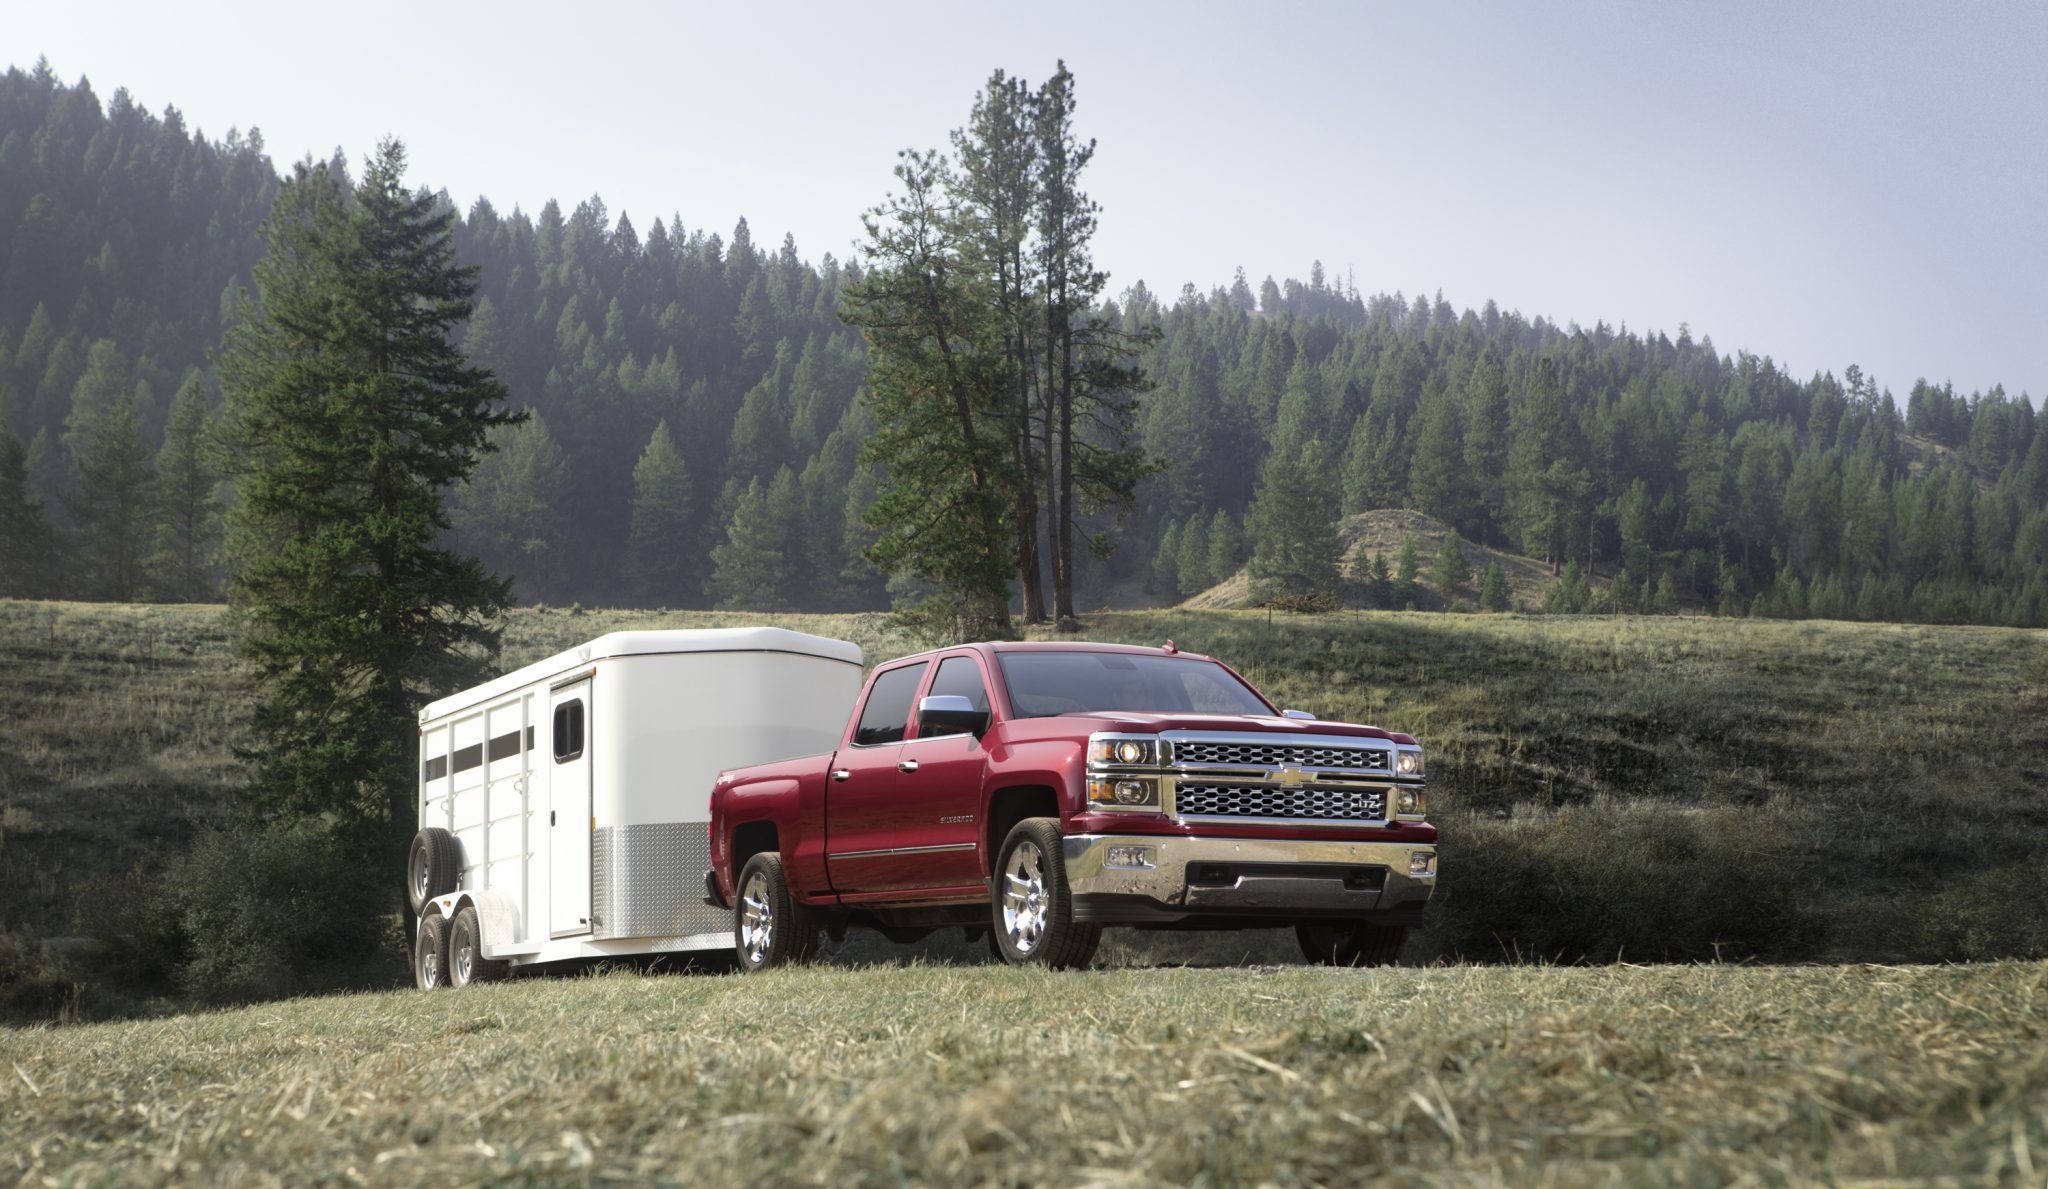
1175, 783, 1387, 822
1174, 740, 1389, 770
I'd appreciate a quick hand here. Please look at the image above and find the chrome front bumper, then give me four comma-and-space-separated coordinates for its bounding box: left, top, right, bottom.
1061, 833, 1437, 924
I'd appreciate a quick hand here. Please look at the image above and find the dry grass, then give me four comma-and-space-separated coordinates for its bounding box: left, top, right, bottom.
3, 960, 2044, 1185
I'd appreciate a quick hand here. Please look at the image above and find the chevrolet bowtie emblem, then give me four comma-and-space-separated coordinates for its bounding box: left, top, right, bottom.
1273, 766, 1312, 786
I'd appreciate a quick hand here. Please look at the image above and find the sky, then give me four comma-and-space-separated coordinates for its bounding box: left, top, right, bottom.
9, 0, 2043, 402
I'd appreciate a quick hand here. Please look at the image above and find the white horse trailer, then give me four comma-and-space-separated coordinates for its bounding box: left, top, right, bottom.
407, 628, 862, 987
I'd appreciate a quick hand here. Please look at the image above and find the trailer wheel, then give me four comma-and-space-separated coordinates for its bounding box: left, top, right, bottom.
406, 827, 460, 915
413, 911, 450, 990
991, 818, 1100, 970
1296, 921, 1407, 967
447, 905, 508, 987
734, 852, 818, 971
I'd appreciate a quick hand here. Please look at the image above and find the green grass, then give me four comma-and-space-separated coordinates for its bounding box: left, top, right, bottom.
4, 960, 2044, 1185
4, 600, 2047, 994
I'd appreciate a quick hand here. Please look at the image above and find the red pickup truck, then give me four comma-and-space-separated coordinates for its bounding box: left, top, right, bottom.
705, 641, 1437, 970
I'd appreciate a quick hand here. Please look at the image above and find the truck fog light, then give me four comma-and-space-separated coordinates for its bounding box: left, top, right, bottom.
1105, 844, 1156, 869
1088, 778, 1159, 809
1408, 851, 1436, 878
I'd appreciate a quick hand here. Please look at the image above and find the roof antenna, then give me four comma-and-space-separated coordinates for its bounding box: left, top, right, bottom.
1162, 639, 1178, 655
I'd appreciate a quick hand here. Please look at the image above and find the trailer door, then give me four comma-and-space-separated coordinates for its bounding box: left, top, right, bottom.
548, 678, 593, 936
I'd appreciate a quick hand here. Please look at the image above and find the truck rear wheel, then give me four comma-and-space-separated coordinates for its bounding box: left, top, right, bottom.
406, 827, 460, 915
735, 852, 819, 971
447, 905, 508, 987
991, 818, 1100, 970
1296, 921, 1407, 967
413, 911, 449, 989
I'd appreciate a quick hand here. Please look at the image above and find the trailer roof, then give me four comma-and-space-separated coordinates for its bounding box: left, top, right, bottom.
419, 627, 863, 722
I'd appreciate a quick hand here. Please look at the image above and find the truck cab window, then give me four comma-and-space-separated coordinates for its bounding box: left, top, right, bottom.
553, 700, 585, 762
920, 656, 990, 737
854, 662, 927, 746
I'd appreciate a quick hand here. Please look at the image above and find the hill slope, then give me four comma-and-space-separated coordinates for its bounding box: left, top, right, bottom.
1181, 508, 1597, 611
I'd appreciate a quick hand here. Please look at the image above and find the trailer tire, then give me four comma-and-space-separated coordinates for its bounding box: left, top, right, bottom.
406, 827, 460, 915
414, 911, 450, 990
991, 818, 1100, 970
734, 852, 819, 971
1296, 921, 1406, 967
447, 905, 508, 987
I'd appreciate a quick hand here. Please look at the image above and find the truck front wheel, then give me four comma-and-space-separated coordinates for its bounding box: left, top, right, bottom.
735, 852, 819, 971
1296, 921, 1406, 967
991, 819, 1101, 970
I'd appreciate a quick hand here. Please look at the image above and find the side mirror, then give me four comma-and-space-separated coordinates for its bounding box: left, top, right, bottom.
919, 695, 990, 738
1281, 709, 1317, 720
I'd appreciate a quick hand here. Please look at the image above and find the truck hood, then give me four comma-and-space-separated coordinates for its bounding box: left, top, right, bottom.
1055, 712, 1413, 745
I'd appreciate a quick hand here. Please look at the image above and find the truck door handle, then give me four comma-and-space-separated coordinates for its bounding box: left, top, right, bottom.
831, 769, 851, 782
898, 760, 919, 773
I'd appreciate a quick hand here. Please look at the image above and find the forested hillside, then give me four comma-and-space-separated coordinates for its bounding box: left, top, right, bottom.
4, 62, 2045, 625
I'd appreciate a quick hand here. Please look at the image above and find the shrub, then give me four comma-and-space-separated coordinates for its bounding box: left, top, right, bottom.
155, 817, 398, 1002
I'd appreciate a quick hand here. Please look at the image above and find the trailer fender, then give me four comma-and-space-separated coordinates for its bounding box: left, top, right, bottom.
424, 889, 524, 960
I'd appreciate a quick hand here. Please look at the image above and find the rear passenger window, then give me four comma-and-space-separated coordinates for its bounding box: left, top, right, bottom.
854, 663, 927, 746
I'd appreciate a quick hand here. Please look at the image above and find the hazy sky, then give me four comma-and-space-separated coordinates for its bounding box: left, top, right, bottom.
11, 0, 2043, 402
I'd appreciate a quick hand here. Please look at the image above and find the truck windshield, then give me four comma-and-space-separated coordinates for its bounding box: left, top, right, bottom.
996, 652, 1274, 718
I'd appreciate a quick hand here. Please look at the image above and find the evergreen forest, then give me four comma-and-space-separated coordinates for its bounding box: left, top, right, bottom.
4, 59, 2046, 627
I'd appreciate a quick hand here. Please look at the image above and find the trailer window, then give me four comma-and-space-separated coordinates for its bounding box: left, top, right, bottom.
854, 662, 927, 746
553, 700, 585, 762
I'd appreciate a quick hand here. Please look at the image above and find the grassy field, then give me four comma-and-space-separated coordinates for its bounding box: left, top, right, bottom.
4, 598, 2048, 1000
4, 960, 2044, 1185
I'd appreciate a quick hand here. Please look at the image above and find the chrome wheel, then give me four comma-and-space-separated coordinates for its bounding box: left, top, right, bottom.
452, 934, 472, 984
411, 850, 430, 907
421, 949, 440, 985
739, 868, 774, 965
1002, 838, 1050, 954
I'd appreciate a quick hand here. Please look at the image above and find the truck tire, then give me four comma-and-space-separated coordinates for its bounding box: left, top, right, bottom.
734, 852, 819, 971
447, 905, 508, 987
413, 911, 449, 989
1296, 921, 1407, 967
406, 827, 460, 915
991, 818, 1101, 970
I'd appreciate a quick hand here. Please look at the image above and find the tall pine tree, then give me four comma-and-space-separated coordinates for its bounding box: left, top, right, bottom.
220, 140, 520, 872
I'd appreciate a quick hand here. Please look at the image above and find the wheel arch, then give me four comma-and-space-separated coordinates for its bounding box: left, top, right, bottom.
983, 784, 1061, 874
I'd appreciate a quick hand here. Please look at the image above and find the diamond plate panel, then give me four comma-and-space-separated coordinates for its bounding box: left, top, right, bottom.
1175, 741, 1390, 770
1175, 783, 1386, 822
591, 823, 729, 941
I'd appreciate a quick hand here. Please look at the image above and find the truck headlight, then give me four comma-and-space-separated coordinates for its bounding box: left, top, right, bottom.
1088, 735, 1158, 766
1395, 788, 1427, 818
1087, 777, 1160, 809
1396, 749, 1424, 776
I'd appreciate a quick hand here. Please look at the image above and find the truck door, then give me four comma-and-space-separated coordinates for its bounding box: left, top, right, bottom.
896, 654, 995, 888
825, 660, 928, 893
548, 679, 593, 936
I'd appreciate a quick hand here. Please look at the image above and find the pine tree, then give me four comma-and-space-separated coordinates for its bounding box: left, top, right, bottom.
1434, 532, 1471, 591
1478, 562, 1509, 611
1151, 517, 1181, 598
146, 372, 222, 601
67, 382, 153, 600
1175, 513, 1212, 597
622, 420, 694, 605
0, 419, 57, 596
219, 141, 521, 868
708, 468, 803, 610
1246, 440, 1341, 604
1205, 508, 1243, 583
452, 412, 571, 603
1396, 537, 1421, 586
842, 149, 1015, 638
